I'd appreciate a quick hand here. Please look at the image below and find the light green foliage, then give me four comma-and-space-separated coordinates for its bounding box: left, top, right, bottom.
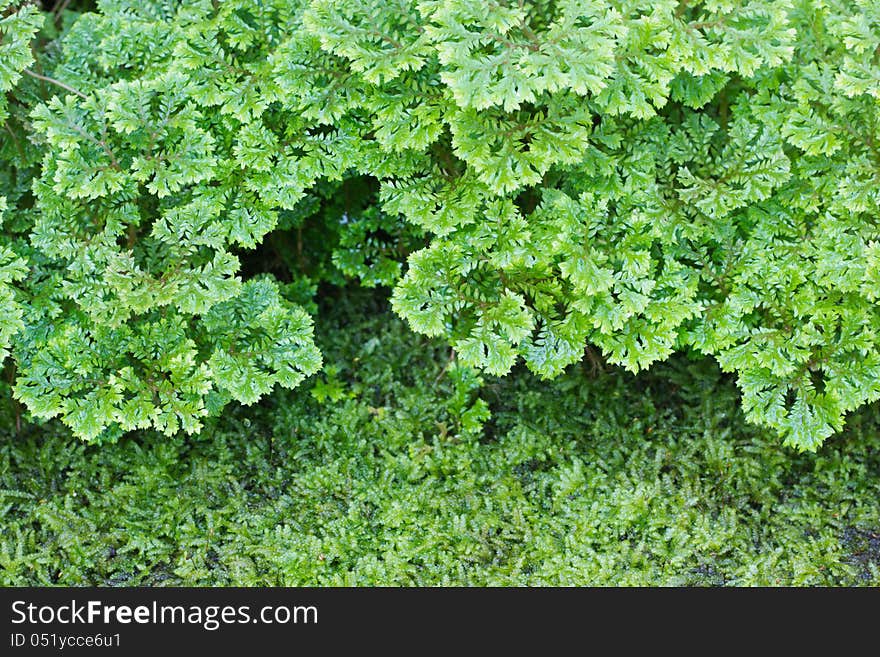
0, 1, 42, 123
0, 212, 26, 362
1, 0, 879, 449
202, 279, 322, 406
2, 293, 878, 585
376, 0, 880, 450
0, 1, 41, 362
5, 1, 323, 440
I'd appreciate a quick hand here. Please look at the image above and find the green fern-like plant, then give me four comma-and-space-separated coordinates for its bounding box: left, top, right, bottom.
1, 0, 879, 450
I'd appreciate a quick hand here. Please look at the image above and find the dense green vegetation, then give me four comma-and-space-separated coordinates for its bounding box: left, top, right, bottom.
2, 1, 880, 587
3, 1, 880, 449
2, 290, 878, 586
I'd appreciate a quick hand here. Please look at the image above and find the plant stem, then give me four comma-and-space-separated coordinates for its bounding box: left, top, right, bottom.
23, 68, 88, 100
